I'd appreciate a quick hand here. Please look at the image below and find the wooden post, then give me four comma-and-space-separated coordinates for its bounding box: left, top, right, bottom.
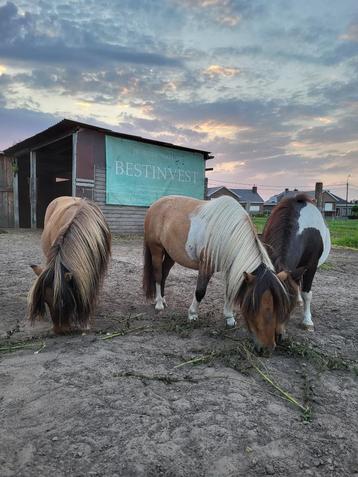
30, 150, 37, 229
72, 132, 78, 197
13, 158, 19, 227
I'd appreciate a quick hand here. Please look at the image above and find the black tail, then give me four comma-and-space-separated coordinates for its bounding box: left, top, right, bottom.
143, 242, 156, 299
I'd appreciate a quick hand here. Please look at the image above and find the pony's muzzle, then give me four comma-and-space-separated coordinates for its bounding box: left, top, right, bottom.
253, 338, 276, 356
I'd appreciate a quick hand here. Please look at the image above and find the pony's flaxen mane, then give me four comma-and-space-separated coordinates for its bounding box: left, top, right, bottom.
262, 193, 312, 271
198, 196, 275, 305
28, 200, 111, 328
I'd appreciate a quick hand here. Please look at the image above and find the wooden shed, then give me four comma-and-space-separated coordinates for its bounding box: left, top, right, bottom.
2, 119, 211, 233
0, 152, 15, 228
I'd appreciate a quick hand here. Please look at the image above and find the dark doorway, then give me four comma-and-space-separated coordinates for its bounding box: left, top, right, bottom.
18, 154, 31, 228
36, 136, 72, 228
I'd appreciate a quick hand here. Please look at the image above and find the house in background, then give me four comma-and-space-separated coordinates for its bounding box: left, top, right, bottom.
207, 185, 264, 214
264, 185, 350, 217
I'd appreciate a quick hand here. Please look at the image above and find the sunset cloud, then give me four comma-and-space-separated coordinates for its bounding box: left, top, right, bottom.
203, 65, 240, 78
0, 0, 357, 199
339, 23, 358, 42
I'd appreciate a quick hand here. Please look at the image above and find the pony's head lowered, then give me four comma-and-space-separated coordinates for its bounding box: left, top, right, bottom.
28, 200, 111, 334
29, 260, 81, 334
237, 263, 291, 353
198, 196, 295, 353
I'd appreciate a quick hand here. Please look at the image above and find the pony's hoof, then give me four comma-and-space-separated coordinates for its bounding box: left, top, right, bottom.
225, 317, 236, 328
155, 302, 165, 311
188, 312, 198, 321
302, 323, 314, 331
162, 297, 168, 308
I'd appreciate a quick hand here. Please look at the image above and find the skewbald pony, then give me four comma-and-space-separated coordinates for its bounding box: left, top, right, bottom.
197, 196, 289, 315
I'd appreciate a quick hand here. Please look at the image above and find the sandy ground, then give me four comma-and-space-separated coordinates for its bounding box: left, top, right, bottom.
0, 229, 358, 477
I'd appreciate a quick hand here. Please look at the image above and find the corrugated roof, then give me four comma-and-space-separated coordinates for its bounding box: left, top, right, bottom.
4, 118, 211, 157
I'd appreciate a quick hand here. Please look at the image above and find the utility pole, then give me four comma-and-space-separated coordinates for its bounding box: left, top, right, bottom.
315, 182, 323, 214
346, 174, 351, 218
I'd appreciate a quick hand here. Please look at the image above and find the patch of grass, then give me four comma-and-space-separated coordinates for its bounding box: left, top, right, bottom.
319, 261, 334, 271
252, 216, 267, 234
252, 216, 358, 249
326, 219, 358, 248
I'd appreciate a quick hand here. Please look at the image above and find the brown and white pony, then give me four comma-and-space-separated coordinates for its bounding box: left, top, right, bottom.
143, 195, 292, 352
262, 194, 330, 332
28, 196, 111, 334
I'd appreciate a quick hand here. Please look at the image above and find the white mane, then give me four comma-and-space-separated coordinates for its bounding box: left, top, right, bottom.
198, 196, 274, 305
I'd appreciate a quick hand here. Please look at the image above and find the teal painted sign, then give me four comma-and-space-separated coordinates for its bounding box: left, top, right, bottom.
105, 135, 205, 206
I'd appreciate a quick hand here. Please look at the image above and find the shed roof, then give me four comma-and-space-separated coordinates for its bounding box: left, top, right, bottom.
4, 118, 211, 157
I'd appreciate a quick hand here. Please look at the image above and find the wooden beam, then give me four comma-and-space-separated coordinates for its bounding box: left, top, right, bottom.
13, 158, 19, 227
30, 150, 37, 229
72, 132, 78, 197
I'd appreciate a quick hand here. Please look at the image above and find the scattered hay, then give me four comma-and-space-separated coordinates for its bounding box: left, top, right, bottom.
277, 338, 355, 372
174, 339, 312, 420
0, 340, 46, 354
114, 371, 200, 384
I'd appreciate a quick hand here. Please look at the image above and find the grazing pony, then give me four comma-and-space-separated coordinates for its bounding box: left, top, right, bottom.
262, 194, 331, 331
143, 195, 291, 352
28, 196, 111, 334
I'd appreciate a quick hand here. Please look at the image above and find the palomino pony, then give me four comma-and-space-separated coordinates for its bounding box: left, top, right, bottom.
143, 195, 292, 352
262, 194, 331, 331
28, 196, 111, 334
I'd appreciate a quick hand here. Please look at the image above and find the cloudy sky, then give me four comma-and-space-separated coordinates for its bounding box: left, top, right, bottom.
0, 0, 357, 199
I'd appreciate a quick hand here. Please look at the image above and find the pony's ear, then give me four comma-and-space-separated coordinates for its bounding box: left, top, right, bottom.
291, 266, 306, 282
277, 270, 289, 282
243, 271, 255, 283
30, 264, 43, 276
64, 272, 73, 282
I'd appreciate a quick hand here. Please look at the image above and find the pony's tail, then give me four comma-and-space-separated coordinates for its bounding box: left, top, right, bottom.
143, 242, 156, 299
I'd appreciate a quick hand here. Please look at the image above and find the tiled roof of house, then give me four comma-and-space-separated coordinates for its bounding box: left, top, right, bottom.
207, 186, 263, 203
231, 188, 264, 203
264, 189, 345, 205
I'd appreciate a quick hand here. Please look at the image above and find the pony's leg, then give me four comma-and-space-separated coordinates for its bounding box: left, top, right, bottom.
161, 253, 175, 307
150, 245, 166, 311
297, 287, 303, 306
188, 270, 211, 321
301, 266, 317, 330
224, 283, 236, 328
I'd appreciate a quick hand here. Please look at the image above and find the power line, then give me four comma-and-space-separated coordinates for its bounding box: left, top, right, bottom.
208, 178, 310, 188
207, 177, 349, 190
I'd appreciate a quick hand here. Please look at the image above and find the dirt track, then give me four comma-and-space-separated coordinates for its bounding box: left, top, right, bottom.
0, 229, 358, 477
